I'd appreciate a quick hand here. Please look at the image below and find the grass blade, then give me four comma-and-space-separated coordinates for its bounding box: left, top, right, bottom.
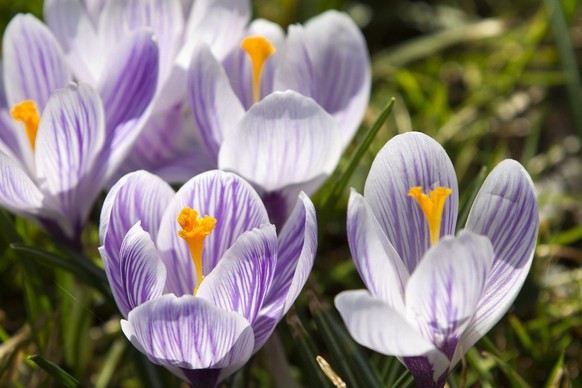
319, 98, 395, 223
27, 354, 82, 388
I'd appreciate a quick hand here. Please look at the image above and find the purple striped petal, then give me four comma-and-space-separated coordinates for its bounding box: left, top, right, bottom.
273, 24, 315, 99
222, 19, 285, 110
34, 83, 105, 233
117, 106, 215, 183
156, 171, 269, 295
252, 192, 317, 352
183, 0, 250, 61
44, 0, 102, 84
218, 91, 343, 193
275, 11, 370, 145
336, 290, 444, 355
121, 294, 254, 376
0, 110, 31, 169
457, 160, 538, 363
100, 170, 174, 254
84, 0, 107, 24
0, 151, 46, 216
347, 190, 409, 311
3, 14, 71, 109
113, 222, 166, 317
336, 290, 451, 383
187, 42, 245, 161
98, 28, 159, 179
363, 132, 459, 274
405, 231, 493, 359
99, 170, 174, 313
98, 0, 183, 85
0, 61, 35, 168
197, 224, 277, 325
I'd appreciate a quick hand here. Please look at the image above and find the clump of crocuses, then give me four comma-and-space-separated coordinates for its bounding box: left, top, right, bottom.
99, 170, 317, 387
335, 132, 538, 387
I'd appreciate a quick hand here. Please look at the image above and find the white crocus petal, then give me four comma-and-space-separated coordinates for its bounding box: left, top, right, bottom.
187, 42, 245, 160
121, 294, 254, 376
405, 231, 493, 356
0, 115, 27, 168
347, 190, 409, 311
118, 107, 216, 183
115, 222, 166, 317
335, 290, 444, 358
276, 11, 370, 145
99, 170, 175, 252
197, 224, 277, 325
157, 171, 269, 296
35, 83, 105, 232
3, 14, 71, 109
182, 0, 250, 62
97, 29, 159, 181
44, 0, 102, 84
0, 151, 46, 216
98, 0, 183, 87
219, 91, 343, 193
273, 25, 315, 105
458, 160, 538, 364
253, 192, 317, 352
363, 132, 459, 274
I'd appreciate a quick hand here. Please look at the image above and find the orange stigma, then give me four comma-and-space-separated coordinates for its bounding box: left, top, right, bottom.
177, 207, 217, 294
11, 100, 40, 151
408, 186, 452, 246
241, 36, 276, 103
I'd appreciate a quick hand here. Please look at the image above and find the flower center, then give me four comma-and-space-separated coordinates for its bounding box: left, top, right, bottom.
241, 36, 276, 103
177, 207, 217, 295
408, 186, 452, 246
11, 100, 40, 151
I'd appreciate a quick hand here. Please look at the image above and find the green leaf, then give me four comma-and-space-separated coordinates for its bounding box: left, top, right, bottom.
286, 308, 332, 387
544, 0, 582, 145
482, 352, 531, 388
319, 98, 395, 225
508, 315, 540, 359
57, 271, 94, 376
27, 354, 82, 388
456, 166, 487, 231
95, 339, 126, 388
11, 243, 110, 297
544, 350, 565, 388
20, 255, 53, 349
307, 291, 382, 388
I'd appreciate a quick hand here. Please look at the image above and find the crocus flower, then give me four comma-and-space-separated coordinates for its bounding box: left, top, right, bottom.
335, 132, 538, 387
189, 9, 370, 161
99, 170, 316, 386
186, 11, 370, 225
44, 0, 252, 182
0, 12, 158, 244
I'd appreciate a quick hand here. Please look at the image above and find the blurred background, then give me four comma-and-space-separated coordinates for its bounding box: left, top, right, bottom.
0, 0, 581, 387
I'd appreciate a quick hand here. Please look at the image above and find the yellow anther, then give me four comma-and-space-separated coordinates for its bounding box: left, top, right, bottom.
11, 100, 40, 151
241, 36, 276, 103
177, 207, 217, 295
408, 186, 452, 246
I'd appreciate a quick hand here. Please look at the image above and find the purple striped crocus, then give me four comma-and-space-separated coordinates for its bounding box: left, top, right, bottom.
187, 10, 370, 226
44, 0, 252, 182
335, 132, 538, 387
0, 12, 158, 244
99, 169, 316, 387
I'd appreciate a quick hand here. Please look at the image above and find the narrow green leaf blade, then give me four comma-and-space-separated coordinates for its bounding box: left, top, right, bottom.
27, 354, 82, 388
